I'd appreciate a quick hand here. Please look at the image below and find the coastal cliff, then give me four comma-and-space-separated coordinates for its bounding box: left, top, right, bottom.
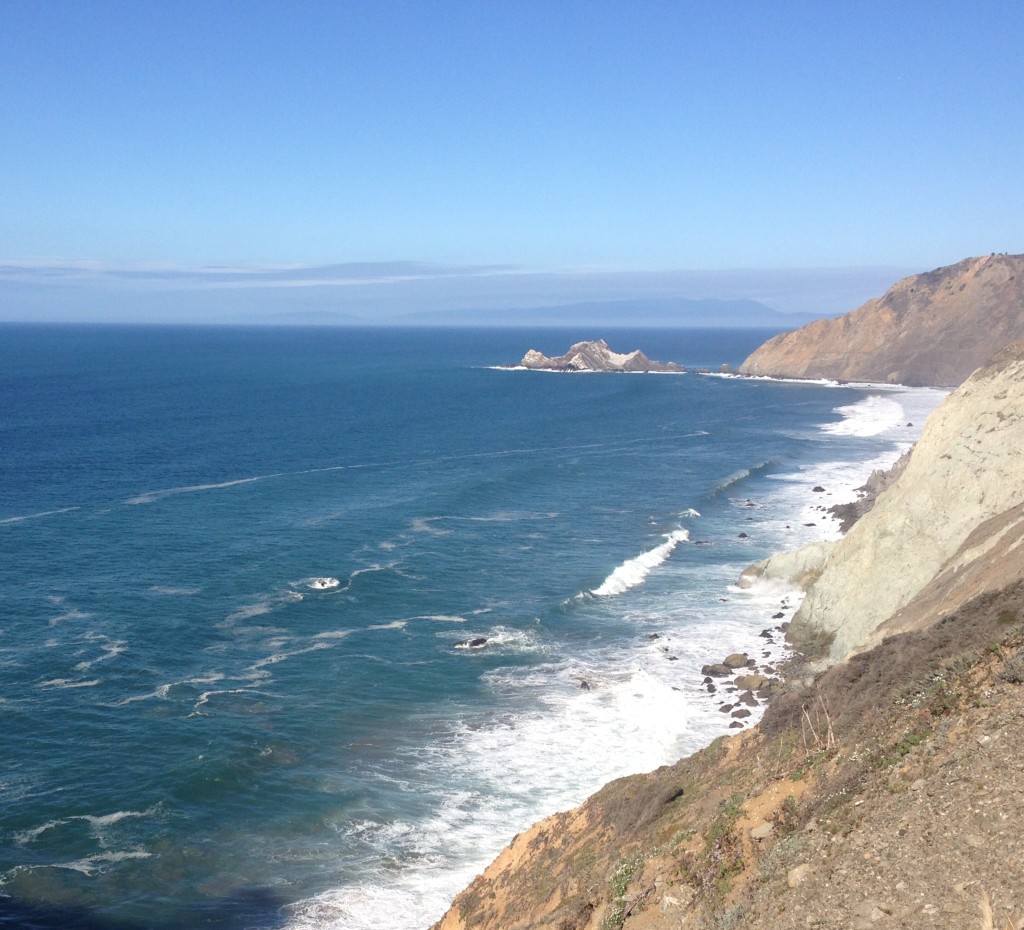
738, 253, 1024, 386
745, 340, 1024, 662
432, 341, 1024, 930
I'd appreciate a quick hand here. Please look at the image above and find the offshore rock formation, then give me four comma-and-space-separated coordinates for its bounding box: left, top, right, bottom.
739, 253, 1024, 386
750, 340, 1024, 661
519, 339, 684, 373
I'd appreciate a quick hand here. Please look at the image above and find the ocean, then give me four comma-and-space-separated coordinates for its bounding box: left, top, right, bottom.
0, 325, 945, 930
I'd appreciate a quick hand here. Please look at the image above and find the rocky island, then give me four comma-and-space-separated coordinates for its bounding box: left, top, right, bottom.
434, 260, 1024, 930
517, 339, 684, 373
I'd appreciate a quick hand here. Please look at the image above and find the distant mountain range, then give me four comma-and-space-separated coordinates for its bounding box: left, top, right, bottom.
362, 297, 825, 329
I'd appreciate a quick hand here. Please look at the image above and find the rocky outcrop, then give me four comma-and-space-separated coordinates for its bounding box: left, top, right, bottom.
739, 253, 1024, 386
786, 340, 1024, 660
826, 449, 912, 532
519, 339, 684, 373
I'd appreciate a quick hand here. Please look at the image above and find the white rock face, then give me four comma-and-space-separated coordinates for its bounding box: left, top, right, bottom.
737, 539, 837, 591
788, 341, 1024, 660
518, 339, 684, 373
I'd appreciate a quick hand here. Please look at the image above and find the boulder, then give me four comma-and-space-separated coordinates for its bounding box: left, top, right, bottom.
701, 663, 732, 677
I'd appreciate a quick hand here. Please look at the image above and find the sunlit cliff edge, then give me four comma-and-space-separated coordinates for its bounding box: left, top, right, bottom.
738, 253, 1024, 386
431, 271, 1024, 930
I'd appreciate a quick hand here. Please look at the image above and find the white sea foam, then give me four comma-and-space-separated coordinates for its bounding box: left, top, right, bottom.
148, 584, 201, 596
306, 576, 341, 590
16, 807, 160, 845
223, 590, 303, 626
591, 529, 689, 596
53, 849, 153, 875
126, 476, 270, 505
115, 672, 225, 706
189, 687, 264, 716
0, 506, 79, 525
410, 517, 452, 536
46, 602, 92, 627
38, 678, 101, 689
449, 627, 543, 654
820, 394, 905, 436
74, 638, 126, 671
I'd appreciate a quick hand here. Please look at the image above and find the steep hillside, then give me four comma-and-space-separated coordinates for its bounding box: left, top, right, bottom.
744, 340, 1024, 661
432, 341, 1024, 930
739, 254, 1024, 386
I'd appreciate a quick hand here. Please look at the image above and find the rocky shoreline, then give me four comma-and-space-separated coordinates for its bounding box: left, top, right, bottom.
431, 340, 1024, 930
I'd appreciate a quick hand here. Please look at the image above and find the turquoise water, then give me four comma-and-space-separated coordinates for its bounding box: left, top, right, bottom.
0, 326, 943, 929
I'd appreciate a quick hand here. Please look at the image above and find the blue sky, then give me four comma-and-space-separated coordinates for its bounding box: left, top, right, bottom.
2, 1, 1023, 322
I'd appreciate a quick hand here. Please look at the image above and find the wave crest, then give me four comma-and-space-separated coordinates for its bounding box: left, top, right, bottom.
591, 530, 689, 597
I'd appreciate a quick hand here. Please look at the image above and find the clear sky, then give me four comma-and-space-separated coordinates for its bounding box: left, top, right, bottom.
2, 1, 1023, 322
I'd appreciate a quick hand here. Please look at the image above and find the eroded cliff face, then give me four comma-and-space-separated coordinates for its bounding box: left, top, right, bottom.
739, 254, 1024, 386
787, 340, 1024, 660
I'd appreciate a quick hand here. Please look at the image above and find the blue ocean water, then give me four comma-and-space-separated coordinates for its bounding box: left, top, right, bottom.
0, 325, 944, 930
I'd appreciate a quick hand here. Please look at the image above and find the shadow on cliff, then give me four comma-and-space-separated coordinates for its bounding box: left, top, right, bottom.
0, 886, 288, 930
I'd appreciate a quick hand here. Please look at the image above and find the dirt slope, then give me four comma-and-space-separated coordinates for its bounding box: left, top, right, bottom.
739, 254, 1024, 386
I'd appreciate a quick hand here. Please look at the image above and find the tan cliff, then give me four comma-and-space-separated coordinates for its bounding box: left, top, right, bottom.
739, 253, 1024, 386
747, 340, 1024, 662
432, 340, 1024, 930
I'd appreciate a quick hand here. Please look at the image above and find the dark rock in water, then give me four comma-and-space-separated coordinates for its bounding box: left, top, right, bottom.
723, 653, 748, 668
812, 485, 826, 493
647, 633, 661, 640
729, 720, 745, 728
734, 673, 768, 691
579, 680, 592, 691
803, 522, 817, 527
702, 663, 733, 677
772, 611, 785, 619
718, 704, 734, 713
759, 629, 774, 639
455, 637, 488, 649
703, 676, 713, 684
706, 684, 717, 694
738, 532, 749, 539
739, 690, 759, 707
731, 708, 752, 719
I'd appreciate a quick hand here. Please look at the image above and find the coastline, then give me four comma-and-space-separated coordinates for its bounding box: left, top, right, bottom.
421, 381, 945, 930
